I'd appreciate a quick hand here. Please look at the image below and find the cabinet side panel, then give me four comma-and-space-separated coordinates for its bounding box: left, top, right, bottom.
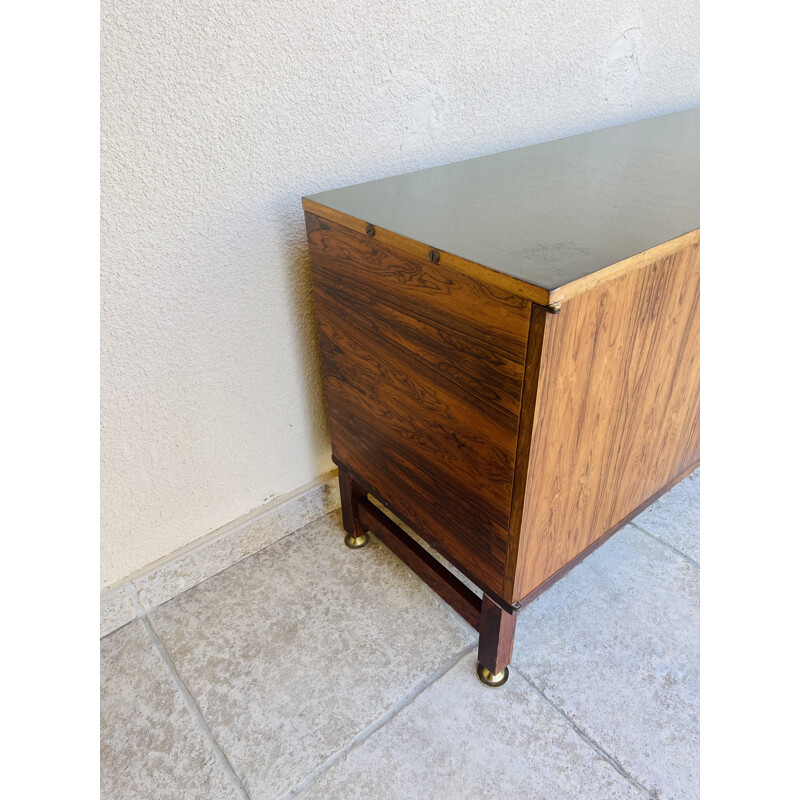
305, 212, 531, 596
514, 242, 700, 600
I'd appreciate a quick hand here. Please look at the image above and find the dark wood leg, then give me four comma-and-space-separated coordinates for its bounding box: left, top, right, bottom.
338, 468, 369, 548
477, 594, 518, 686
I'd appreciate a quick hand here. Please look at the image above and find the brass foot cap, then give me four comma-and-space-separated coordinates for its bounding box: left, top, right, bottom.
477, 662, 509, 687
344, 531, 369, 549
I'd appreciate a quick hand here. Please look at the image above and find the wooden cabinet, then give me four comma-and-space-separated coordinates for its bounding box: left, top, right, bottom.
303, 109, 699, 686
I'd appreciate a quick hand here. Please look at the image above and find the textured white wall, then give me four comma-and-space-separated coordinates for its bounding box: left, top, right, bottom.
100, 0, 699, 589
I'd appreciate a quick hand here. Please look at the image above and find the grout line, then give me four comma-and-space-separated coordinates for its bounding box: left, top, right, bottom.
512, 665, 658, 799
630, 522, 700, 568
276, 643, 477, 799
138, 608, 252, 800
123, 582, 142, 610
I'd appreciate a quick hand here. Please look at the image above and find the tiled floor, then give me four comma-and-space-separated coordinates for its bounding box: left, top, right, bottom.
101, 470, 699, 800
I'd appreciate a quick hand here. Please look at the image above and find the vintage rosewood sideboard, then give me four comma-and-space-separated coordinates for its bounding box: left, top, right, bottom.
302, 109, 699, 687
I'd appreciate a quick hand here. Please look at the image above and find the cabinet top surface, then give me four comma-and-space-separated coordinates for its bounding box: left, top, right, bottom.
305, 109, 699, 292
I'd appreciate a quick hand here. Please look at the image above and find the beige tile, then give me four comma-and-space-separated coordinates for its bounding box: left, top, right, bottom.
634, 468, 700, 563
100, 586, 138, 638
296, 652, 647, 800
136, 478, 339, 610
512, 526, 699, 800
149, 511, 477, 799
100, 619, 241, 800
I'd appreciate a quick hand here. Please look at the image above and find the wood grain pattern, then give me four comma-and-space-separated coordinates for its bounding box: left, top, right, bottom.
306, 212, 532, 596
503, 305, 548, 599
303, 198, 552, 306
517, 460, 699, 609
511, 241, 700, 601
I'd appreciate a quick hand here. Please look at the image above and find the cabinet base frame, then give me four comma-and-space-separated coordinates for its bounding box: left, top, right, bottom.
338, 468, 519, 683
337, 460, 698, 686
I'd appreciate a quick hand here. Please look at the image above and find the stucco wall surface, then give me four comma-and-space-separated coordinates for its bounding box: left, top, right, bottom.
100, 0, 699, 589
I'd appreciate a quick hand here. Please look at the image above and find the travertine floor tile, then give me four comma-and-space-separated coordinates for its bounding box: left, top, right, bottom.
149, 511, 476, 800
296, 652, 648, 800
513, 526, 699, 800
100, 619, 240, 800
634, 468, 700, 562
100, 586, 137, 638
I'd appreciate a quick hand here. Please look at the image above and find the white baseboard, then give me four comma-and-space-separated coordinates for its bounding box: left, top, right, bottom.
100, 471, 341, 638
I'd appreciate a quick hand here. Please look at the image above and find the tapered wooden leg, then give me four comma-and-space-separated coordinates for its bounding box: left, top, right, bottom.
338, 468, 369, 548
477, 594, 518, 686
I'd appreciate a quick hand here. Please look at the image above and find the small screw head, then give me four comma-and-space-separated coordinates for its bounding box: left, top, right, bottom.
365, 224, 375, 237
429, 249, 440, 263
